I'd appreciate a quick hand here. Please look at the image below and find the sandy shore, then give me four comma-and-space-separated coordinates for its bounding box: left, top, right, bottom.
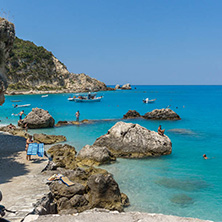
0, 132, 49, 222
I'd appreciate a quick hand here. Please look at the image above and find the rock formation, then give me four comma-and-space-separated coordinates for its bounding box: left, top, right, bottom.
114, 83, 132, 90
42, 144, 129, 214
47, 144, 77, 169
143, 108, 181, 120
77, 145, 116, 166
0, 17, 15, 105
121, 83, 131, 90
18, 108, 55, 128
33, 133, 66, 144
114, 84, 121, 90
5, 37, 110, 93
123, 110, 141, 119
93, 121, 172, 158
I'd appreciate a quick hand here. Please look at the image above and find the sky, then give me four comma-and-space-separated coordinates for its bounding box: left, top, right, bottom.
1, 0, 222, 85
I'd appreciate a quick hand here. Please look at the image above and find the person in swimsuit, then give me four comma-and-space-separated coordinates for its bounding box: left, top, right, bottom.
158, 125, 165, 136
25, 135, 33, 161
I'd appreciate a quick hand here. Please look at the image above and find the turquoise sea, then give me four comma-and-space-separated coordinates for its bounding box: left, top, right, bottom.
1, 85, 222, 221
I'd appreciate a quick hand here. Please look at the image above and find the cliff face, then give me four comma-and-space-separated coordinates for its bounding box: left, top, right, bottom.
6, 37, 108, 93
0, 17, 15, 104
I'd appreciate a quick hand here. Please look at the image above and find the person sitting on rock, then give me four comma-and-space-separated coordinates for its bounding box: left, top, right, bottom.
158, 125, 165, 136
7, 123, 16, 130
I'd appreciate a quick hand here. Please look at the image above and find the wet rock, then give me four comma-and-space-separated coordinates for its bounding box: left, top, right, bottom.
143, 108, 181, 120
18, 108, 55, 128
123, 110, 141, 119
94, 121, 172, 158
47, 144, 77, 169
33, 133, 66, 144
77, 145, 116, 166
87, 173, 126, 211
55, 121, 69, 127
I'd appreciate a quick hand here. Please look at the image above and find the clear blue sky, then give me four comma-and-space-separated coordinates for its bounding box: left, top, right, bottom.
1, 0, 222, 85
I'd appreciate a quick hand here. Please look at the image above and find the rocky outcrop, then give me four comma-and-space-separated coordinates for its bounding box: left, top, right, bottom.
44, 144, 129, 214
143, 108, 181, 120
0, 126, 30, 139
0, 17, 15, 105
123, 110, 141, 119
86, 173, 125, 211
115, 83, 131, 90
77, 145, 116, 166
33, 133, 66, 145
47, 144, 77, 169
93, 121, 172, 158
18, 108, 55, 128
55, 119, 91, 127
114, 84, 121, 90
5, 37, 110, 93
121, 83, 131, 90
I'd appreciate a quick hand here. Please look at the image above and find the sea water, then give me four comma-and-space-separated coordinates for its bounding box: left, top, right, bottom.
0, 85, 222, 221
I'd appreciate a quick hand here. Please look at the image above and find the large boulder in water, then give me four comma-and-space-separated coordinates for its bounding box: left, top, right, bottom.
93, 121, 172, 158
19, 108, 55, 128
123, 110, 141, 119
143, 108, 181, 120
121, 83, 131, 90
77, 145, 116, 166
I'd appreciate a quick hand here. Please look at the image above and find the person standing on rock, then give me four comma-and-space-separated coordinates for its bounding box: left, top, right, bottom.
18, 110, 26, 121
75, 110, 80, 121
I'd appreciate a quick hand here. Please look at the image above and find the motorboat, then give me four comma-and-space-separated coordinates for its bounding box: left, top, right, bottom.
68, 92, 103, 102
41, 95, 48, 98
143, 98, 156, 103
14, 104, 31, 108
74, 96, 103, 102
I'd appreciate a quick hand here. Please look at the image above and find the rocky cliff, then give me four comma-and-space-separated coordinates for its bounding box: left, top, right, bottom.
5, 37, 109, 93
0, 17, 15, 104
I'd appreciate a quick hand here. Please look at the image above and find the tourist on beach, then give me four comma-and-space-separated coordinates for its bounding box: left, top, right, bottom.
75, 110, 80, 121
25, 135, 33, 161
158, 125, 165, 136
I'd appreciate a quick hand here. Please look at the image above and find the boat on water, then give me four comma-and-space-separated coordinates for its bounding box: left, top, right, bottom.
143, 98, 156, 103
14, 104, 31, 108
41, 95, 48, 98
68, 93, 103, 102
11, 100, 22, 102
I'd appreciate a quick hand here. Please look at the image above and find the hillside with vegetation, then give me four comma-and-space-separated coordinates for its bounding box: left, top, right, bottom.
5, 37, 108, 92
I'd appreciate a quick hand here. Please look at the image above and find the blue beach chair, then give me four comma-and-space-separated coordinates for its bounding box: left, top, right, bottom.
27, 143, 38, 156
37, 143, 44, 157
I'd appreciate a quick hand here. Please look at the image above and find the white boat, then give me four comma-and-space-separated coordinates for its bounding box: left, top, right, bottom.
41, 95, 48, 98
14, 104, 31, 108
74, 96, 103, 103
143, 98, 156, 103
